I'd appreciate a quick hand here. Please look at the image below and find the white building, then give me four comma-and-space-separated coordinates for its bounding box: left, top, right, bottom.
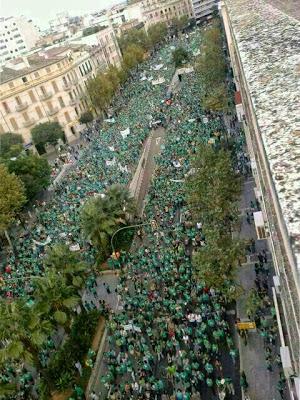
0, 16, 40, 65
220, 0, 300, 397
192, 0, 219, 23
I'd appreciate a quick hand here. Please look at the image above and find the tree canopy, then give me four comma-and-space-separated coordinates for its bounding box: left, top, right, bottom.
172, 47, 190, 67
122, 43, 145, 71
0, 164, 26, 233
186, 144, 243, 297
81, 185, 136, 260
82, 25, 106, 37
186, 143, 240, 233
147, 22, 168, 47
195, 21, 229, 112
118, 28, 149, 53
79, 111, 93, 125
31, 122, 65, 154
7, 153, 51, 201
0, 132, 23, 159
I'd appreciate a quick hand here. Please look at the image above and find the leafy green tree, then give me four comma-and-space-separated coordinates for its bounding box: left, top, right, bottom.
44, 244, 87, 288
192, 227, 244, 296
31, 122, 65, 154
82, 25, 105, 37
33, 270, 81, 332
172, 47, 190, 67
123, 44, 145, 72
202, 83, 229, 112
118, 28, 149, 53
245, 288, 263, 318
0, 299, 52, 368
79, 111, 93, 125
186, 144, 240, 233
171, 15, 189, 32
0, 164, 26, 236
195, 22, 229, 112
0, 132, 23, 159
7, 153, 51, 201
81, 184, 136, 259
87, 73, 114, 113
147, 22, 167, 47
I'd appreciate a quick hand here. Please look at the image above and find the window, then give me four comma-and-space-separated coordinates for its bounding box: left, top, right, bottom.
10, 117, 18, 130
40, 86, 46, 95
52, 81, 59, 93
22, 111, 29, 121
79, 66, 83, 76
46, 101, 53, 111
34, 71, 40, 78
29, 90, 36, 103
2, 101, 10, 113
15, 96, 21, 105
58, 96, 65, 108
22, 76, 28, 83
74, 107, 79, 116
35, 106, 43, 118
64, 111, 71, 123
46, 67, 51, 73
57, 62, 61, 68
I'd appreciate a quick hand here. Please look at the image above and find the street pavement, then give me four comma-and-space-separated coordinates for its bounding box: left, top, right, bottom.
86, 126, 166, 398
236, 177, 288, 400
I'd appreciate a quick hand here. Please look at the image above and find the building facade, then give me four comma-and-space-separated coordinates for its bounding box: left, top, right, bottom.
141, 0, 193, 28
220, 1, 300, 398
0, 41, 114, 145
192, 0, 218, 23
0, 16, 40, 65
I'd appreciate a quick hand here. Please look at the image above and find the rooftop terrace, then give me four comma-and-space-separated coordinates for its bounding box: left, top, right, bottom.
225, 0, 300, 266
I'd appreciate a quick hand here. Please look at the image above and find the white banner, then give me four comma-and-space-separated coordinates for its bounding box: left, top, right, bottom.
120, 127, 130, 139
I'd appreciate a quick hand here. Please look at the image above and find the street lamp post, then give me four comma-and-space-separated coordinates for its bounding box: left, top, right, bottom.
110, 220, 157, 255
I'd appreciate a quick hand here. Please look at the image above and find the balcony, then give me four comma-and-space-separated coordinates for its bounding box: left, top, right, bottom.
15, 101, 28, 112
63, 82, 72, 90
69, 98, 79, 106
40, 91, 53, 100
46, 107, 59, 116
23, 119, 35, 128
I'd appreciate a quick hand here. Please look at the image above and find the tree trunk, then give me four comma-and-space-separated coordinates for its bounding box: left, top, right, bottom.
4, 230, 13, 250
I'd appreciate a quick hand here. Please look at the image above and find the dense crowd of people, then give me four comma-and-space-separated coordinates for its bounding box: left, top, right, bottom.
1, 33, 200, 297
97, 56, 241, 398
0, 25, 285, 400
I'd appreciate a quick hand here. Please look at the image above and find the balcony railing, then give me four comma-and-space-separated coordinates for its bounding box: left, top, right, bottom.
40, 91, 53, 100
69, 99, 79, 106
15, 101, 28, 112
23, 119, 35, 128
46, 107, 59, 116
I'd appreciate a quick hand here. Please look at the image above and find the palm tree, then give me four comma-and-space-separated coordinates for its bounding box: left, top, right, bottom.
44, 244, 87, 288
32, 270, 81, 333
81, 184, 136, 259
0, 299, 52, 368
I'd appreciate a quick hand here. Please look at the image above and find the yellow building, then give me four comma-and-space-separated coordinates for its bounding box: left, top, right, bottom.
220, 0, 300, 398
0, 26, 122, 145
141, 0, 193, 28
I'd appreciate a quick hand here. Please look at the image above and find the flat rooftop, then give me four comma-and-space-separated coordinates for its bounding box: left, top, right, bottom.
224, 0, 300, 265
265, 0, 300, 21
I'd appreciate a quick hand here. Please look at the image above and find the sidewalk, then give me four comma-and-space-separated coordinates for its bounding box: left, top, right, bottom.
236, 177, 285, 400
